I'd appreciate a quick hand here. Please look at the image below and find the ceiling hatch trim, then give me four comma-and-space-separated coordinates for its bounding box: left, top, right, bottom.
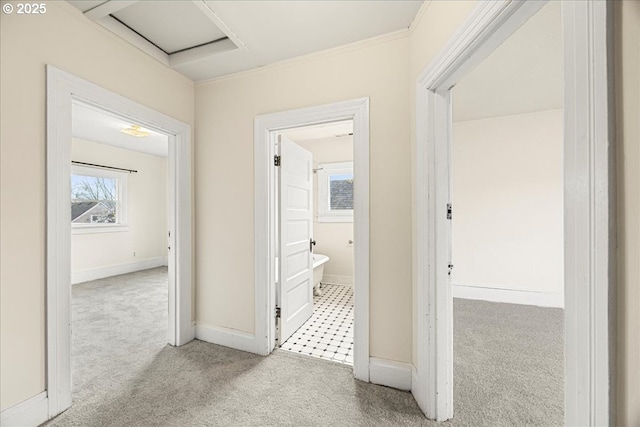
83, 0, 246, 68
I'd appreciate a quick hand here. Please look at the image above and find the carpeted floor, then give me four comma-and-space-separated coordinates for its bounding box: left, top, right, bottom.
44, 268, 564, 426
453, 299, 564, 426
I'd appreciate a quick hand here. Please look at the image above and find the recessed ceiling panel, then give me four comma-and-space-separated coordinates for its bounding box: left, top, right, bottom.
112, 1, 228, 54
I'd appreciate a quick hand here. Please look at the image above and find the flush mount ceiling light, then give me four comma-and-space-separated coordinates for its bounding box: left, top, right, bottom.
120, 125, 150, 138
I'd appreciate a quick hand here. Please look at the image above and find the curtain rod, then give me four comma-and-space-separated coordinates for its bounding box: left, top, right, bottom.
72, 161, 138, 174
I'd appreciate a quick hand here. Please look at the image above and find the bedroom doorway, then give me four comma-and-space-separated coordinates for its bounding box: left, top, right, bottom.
46, 66, 193, 418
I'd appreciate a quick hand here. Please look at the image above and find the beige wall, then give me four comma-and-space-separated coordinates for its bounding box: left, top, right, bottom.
195, 34, 412, 362
1, 0, 637, 423
0, 1, 194, 411
615, 1, 640, 425
296, 136, 355, 283
451, 110, 563, 295
71, 139, 168, 276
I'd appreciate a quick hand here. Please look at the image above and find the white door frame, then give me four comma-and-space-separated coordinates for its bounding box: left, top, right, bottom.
46, 66, 194, 418
413, 1, 615, 425
254, 98, 370, 381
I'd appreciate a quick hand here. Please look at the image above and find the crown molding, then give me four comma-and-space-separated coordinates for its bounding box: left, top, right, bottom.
408, 0, 432, 35
196, 28, 409, 86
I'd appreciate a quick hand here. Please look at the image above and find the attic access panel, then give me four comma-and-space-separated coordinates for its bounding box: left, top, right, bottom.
111, 1, 228, 54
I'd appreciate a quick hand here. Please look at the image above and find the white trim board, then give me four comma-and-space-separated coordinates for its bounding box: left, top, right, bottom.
195, 323, 256, 354
0, 392, 48, 427
369, 358, 412, 391
452, 284, 564, 309
413, 1, 614, 424
321, 275, 354, 286
72, 256, 168, 285
254, 98, 370, 382
46, 66, 194, 421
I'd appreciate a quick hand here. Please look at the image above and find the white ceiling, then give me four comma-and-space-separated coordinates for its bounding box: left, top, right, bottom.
72, 102, 169, 157
297, 136, 354, 160
285, 121, 354, 160
453, 1, 562, 122
283, 120, 353, 143
68, 1, 423, 82
68, 1, 559, 121
68, 0, 103, 12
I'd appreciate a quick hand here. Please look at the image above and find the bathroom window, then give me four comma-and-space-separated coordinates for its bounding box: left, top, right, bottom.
71, 165, 128, 234
318, 162, 353, 222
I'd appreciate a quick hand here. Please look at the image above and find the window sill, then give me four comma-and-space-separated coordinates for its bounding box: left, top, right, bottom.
72, 225, 129, 235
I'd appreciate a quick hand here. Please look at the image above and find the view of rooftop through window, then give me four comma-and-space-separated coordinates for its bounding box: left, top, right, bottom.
329, 173, 354, 210
71, 174, 118, 224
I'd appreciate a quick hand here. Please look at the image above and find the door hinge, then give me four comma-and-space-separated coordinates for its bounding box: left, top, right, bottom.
447, 203, 452, 220
274, 155, 281, 167
275, 306, 281, 318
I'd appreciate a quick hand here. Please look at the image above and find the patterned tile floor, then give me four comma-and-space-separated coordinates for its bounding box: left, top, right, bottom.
280, 284, 354, 365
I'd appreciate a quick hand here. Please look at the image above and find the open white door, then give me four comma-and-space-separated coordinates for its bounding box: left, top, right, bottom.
278, 135, 314, 344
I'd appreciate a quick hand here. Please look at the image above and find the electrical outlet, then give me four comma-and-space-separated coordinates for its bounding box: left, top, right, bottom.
133, 252, 136, 257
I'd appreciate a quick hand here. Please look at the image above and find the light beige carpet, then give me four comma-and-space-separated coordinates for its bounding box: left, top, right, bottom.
44, 268, 564, 426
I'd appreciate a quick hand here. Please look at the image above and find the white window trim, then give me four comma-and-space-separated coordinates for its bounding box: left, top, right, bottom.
317, 161, 353, 223
71, 164, 128, 234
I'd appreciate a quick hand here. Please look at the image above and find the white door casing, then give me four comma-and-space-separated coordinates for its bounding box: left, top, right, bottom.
46, 66, 194, 420
278, 135, 315, 343
413, 1, 614, 425
254, 97, 370, 382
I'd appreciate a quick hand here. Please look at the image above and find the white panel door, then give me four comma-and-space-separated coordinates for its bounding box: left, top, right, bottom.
278, 135, 314, 344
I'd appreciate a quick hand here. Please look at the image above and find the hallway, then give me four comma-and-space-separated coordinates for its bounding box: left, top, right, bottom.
44, 269, 563, 426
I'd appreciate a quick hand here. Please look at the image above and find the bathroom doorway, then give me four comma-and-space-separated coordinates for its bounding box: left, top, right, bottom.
253, 98, 370, 381
275, 121, 355, 365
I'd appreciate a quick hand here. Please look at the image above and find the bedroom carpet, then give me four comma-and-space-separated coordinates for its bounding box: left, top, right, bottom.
44, 268, 564, 426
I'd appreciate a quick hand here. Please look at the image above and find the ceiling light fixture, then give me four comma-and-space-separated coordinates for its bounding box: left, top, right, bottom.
120, 125, 150, 138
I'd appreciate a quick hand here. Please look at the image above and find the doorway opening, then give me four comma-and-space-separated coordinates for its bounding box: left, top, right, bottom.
69, 101, 171, 406
46, 66, 193, 418
413, 1, 614, 424
275, 120, 355, 365
253, 97, 370, 381
450, 2, 565, 424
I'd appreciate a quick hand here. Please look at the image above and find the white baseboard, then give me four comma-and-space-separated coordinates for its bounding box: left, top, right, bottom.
369, 357, 412, 391
72, 256, 168, 284
195, 323, 257, 354
453, 284, 564, 308
0, 391, 48, 427
321, 274, 354, 286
